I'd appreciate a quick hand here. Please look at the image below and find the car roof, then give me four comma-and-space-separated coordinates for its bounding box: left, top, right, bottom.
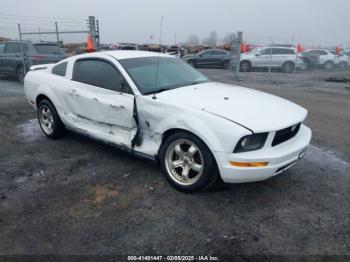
101, 50, 172, 60
260, 46, 295, 49
2, 40, 32, 44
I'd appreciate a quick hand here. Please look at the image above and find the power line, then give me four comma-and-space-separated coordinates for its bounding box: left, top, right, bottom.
0, 12, 85, 22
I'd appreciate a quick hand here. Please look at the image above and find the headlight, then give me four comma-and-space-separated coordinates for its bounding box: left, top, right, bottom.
234, 133, 268, 153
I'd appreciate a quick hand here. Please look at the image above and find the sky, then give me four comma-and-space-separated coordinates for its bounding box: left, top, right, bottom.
0, 0, 349, 47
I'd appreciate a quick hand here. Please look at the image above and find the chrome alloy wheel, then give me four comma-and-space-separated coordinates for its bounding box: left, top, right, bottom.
165, 139, 204, 186
39, 105, 54, 135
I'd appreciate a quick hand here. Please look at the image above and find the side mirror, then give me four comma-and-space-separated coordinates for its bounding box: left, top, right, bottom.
255, 53, 260, 56
198, 54, 202, 57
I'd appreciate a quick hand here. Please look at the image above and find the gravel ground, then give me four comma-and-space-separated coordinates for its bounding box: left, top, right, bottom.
0, 69, 349, 258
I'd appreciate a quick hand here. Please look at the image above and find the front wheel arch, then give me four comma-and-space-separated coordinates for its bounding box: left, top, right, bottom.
158, 129, 220, 192
36, 94, 52, 107
158, 128, 219, 167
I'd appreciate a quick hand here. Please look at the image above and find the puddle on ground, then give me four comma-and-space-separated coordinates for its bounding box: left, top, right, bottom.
15, 119, 43, 142
305, 144, 350, 171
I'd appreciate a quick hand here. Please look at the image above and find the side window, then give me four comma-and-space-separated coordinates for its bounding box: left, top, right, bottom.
4, 43, 21, 53
272, 48, 282, 55
0, 43, 5, 54
200, 51, 213, 56
279, 48, 295, 55
72, 59, 123, 92
260, 48, 272, 55
320, 51, 328, 55
213, 50, 226, 55
52, 62, 67, 77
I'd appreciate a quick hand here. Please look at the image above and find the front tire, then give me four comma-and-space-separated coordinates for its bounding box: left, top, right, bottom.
240, 60, 251, 72
159, 131, 219, 192
37, 99, 65, 139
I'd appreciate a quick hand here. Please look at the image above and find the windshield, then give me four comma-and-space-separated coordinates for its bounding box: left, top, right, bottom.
247, 48, 259, 54
34, 44, 63, 54
119, 56, 208, 95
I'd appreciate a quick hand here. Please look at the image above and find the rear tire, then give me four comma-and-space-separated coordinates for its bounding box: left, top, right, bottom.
37, 99, 65, 139
282, 61, 295, 73
240, 60, 251, 72
324, 61, 334, 70
159, 131, 219, 193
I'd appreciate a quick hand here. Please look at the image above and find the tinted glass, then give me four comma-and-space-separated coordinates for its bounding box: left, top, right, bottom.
119, 57, 208, 95
259, 48, 272, 55
200, 50, 213, 56
0, 43, 5, 54
213, 50, 227, 55
73, 59, 122, 92
5, 43, 21, 53
52, 62, 67, 76
34, 44, 63, 54
273, 48, 295, 55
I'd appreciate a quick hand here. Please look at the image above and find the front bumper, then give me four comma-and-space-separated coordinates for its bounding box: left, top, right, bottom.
215, 124, 312, 183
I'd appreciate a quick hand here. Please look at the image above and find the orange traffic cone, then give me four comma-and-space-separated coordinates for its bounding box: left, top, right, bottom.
335, 46, 341, 55
86, 35, 95, 53
296, 43, 304, 53
240, 42, 245, 53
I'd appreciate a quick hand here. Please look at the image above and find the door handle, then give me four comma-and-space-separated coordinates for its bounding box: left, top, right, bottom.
110, 104, 125, 110
68, 89, 79, 97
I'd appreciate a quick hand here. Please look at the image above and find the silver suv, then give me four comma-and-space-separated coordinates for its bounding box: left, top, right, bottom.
0, 41, 65, 81
240, 47, 305, 73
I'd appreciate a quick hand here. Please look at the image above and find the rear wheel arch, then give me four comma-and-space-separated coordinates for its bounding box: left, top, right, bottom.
36, 94, 65, 124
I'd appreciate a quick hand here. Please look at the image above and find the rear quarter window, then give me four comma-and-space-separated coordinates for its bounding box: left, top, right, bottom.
52, 62, 67, 77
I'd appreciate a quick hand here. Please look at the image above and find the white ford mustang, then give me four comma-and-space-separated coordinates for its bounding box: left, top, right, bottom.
24, 51, 312, 192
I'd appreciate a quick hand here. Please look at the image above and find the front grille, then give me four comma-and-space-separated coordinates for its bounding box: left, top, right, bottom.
272, 123, 301, 147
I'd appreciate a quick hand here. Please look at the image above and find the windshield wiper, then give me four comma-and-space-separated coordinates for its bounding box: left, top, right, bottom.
144, 88, 172, 95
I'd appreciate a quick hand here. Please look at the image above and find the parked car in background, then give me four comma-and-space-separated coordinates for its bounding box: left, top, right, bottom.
24, 51, 311, 192
0, 40, 65, 81
302, 49, 336, 70
118, 43, 138, 50
240, 47, 305, 73
182, 49, 230, 68
165, 46, 185, 58
328, 50, 348, 68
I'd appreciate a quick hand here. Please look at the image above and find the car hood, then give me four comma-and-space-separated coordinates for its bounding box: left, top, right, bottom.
156, 82, 307, 133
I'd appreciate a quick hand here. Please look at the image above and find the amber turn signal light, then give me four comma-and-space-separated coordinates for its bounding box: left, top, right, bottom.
230, 161, 268, 167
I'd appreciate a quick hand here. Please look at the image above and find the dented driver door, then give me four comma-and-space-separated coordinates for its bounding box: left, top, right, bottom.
66, 58, 137, 148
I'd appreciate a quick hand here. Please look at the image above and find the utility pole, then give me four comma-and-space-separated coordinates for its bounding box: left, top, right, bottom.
87, 16, 99, 48
17, 24, 27, 74
96, 19, 100, 47
55, 22, 60, 46
234, 31, 243, 80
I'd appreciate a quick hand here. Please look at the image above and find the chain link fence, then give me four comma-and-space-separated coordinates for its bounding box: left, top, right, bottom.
0, 15, 97, 87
